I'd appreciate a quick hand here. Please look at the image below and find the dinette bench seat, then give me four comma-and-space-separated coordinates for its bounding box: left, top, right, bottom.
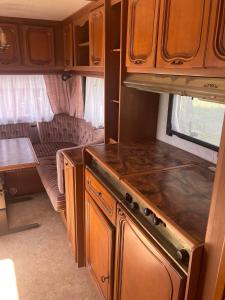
0, 114, 104, 213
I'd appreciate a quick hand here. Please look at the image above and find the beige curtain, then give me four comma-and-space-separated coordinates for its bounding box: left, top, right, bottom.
44, 74, 84, 118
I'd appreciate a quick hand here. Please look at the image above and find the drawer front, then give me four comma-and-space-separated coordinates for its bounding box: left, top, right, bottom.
85, 169, 117, 225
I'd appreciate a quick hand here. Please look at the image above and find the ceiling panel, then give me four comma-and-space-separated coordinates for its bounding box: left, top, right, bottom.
0, 0, 91, 21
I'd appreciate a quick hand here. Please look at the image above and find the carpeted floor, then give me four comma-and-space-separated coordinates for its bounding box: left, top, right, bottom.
0, 193, 99, 300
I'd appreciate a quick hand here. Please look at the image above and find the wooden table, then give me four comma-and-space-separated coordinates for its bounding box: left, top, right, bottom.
0, 138, 39, 236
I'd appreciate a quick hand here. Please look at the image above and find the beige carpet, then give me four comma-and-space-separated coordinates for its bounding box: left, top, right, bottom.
0, 193, 99, 300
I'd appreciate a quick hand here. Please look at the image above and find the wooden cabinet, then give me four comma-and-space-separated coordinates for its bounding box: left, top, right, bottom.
126, 0, 160, 70
0, 23, 21, 66
22, 25, 55, 67
89, 6, 104, 66
63, 23, 73, 69
157, 0, 211, 69
114, 206, 186, 300
85, 191, 114, 300
205, 0, 225, 68
64, 155, 85, 267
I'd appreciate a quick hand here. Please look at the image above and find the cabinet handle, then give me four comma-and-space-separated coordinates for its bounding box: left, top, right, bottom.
101, 275, 109, 283
87, 179, 102, 197
118, 207, 126, 218
65, 162, 68, 166
171, 59, 184, 65
133, 59, 145, 65
1, 61, 10, 65
91, 57, 101, 65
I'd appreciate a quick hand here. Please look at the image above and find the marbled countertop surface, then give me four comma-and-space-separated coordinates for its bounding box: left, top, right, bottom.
86, 141, 215, 242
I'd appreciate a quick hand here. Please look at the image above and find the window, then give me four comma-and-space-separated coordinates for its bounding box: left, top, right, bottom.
84, 77, 104, 128
167, 95, 225, 151
0, 75, 53, 125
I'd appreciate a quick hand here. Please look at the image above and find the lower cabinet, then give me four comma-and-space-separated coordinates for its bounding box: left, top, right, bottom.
114, 205, 186, 300
85, 191, 115, 300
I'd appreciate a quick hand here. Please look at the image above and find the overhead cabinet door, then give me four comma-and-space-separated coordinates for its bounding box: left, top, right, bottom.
89, 6, 104, 66
0, 23, 21, 66
157, 0, 210, 69
63, 23, 73, 69
205, 0, 225, 68
126, 0, 160, 69
22, 25, 55, 67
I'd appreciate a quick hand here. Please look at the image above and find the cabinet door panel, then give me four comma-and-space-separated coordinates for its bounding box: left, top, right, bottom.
63, 23, 73, 69
157, 0, 210, 68
0, 23, 21, 66
205, 0, 225, 68
114, 207, 186, 300
86, 192, 114, 300
23, 25, 55, 67
89, 6, 104, 66
126, 0, 160, 69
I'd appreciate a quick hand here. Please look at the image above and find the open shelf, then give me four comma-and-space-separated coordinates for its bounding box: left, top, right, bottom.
111, 0, 121, 6
112, 99, 120, 104
78, 41, 90, 47
112, 48, 121, 53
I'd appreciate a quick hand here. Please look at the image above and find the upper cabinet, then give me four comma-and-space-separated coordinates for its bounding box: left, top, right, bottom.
63, 23, 73, 69
89, 6, 104, 66
205, 0, 225, 68
22, 25, 55, 67
126, 0, 160, 70
157, 0, 211, 69
0, 23, 21, 66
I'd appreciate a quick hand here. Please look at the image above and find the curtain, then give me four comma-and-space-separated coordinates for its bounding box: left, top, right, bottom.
84, 77, 104, 128
0, 75, 53, 125
44, 74, 84, 118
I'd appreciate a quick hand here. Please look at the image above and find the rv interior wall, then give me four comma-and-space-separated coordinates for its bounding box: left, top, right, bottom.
157, 94, 218, 164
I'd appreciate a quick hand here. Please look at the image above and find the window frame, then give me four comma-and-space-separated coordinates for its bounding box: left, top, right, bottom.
166, 94, 219, 152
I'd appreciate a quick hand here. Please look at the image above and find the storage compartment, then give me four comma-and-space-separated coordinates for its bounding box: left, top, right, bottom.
74, 19, 90, 66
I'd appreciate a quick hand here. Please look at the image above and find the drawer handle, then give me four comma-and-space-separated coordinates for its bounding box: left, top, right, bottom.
133, 59, 145, 65
101, 275, 109, 283
171, 59, 184, 65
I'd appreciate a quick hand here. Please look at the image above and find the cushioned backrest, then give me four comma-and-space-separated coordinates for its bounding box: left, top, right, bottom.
38, 114, 78, 144
0, 123, 31, 140
38, 114, 105, 145
77, 118, 105, 145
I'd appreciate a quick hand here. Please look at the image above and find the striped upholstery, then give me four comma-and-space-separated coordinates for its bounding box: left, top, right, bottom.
38, 114, 78, 144
34, 142, 76, 158
0, 123, 32, 140
37, 156, 66, 211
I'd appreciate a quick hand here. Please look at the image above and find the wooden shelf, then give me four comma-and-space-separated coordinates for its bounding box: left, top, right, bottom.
109, 138, 118, 144
111, 0, 121, 6
112, 100, 119, 104
72, 65, 104, 76
78, 41, 90, 47
112, 48, 121, 53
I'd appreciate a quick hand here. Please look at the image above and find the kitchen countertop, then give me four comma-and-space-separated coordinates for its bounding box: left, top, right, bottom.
86, 141, 215, 242
86, 140, 213, 179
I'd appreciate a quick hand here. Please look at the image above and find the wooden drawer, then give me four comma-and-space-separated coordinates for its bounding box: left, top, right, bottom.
85, 169, 117, 225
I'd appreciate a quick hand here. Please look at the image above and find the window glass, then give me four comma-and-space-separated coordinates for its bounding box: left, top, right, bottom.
0, 75, 53, 125
169, 95, 225, 148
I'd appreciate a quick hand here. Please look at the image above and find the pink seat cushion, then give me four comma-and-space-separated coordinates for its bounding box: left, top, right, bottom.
37, 156, 65, 212
34, 142, 76, 158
